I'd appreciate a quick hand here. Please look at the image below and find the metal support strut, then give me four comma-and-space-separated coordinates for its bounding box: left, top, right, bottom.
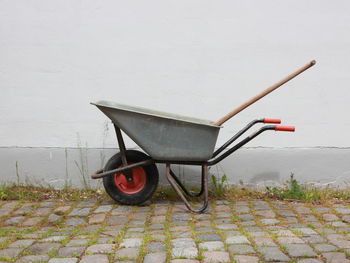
165, 163, 209, 213
114, 125, 133, 182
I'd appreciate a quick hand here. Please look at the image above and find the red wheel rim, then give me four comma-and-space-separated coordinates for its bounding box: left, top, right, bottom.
114, 163, 147, 194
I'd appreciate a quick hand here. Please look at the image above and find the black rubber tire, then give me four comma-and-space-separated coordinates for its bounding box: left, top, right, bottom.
103, 150, 159, 205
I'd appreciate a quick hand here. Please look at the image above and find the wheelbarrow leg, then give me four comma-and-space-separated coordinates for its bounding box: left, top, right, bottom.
169, 168, 205, 198
165, 163, 209, 213
114, 125, 133, 182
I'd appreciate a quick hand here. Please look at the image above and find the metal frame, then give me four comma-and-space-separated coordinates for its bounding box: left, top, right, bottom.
91, 118, 284, 212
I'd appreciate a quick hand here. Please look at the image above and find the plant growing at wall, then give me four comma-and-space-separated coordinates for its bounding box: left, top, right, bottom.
74, 133, 91, 190
211, 173, 227, 197
266, 173, 308, 200
99, 120, 110, 170
15, 161, 20, 185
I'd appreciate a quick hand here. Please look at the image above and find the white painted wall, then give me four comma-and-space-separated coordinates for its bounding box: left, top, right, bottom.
1, 0, 350, 149
1, 0, 350, 188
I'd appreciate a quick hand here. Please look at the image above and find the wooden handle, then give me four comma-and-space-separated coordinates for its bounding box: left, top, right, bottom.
214, 60, 316, 126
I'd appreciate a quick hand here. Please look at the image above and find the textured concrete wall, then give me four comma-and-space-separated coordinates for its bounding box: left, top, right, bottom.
1, 147, 349, 189
1, 0, 350, 188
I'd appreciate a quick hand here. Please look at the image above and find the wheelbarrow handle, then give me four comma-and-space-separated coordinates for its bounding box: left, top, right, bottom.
214, 60, 316, 126
264, 118, 281, 124
275, 125, 295, 132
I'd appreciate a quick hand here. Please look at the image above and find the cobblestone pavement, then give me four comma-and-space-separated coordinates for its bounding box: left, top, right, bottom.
1, 200, 350, 263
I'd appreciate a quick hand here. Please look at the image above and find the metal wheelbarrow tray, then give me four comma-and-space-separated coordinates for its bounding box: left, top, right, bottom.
92, 101, 220, 161
90, 60, 316, 213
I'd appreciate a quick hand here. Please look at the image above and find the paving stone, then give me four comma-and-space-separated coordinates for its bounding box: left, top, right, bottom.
315, 207, 330, 213
215, 213, 232, 219
277, 236, 305, 244
314, 244, 338, 252
195, 227, 214, 232
172, 238, 196, 248
89, 214, 106, 224
77, 200, 96, 207
0, 208, 12, 217
273, 229, 295, 236
41, 235, 66, 242
65, 217, 86, 226
58, 246, 85, 257
86, 244, 115, 254
197, 233, 221, 241
144, 252, 166, 263
39, 201, 57, 208
242, 226, 263, 232
54, 206, 71, 214
238, 214, 254, 220
120, 238, 143, 248
328, 237, 350, 248
234, 206, 249, 213
147, 241, 165, 252
294, 228, 317, 235
1, 202, 18, 209
170, 260, 199, 263
34, 208, 51, 216
0, 248, 23, 258
226, 235, 250, 244
172, 247, 198, 258
323, 214, 340, 221
298, 259, 323, 263
4, 216, 25, 225
14, 207, 32, 215
199, 241, 224, 251
80, 254, 109, 263
277, 209, 296, 217
284, 216, 299, 223
330, 221, 348, 227
323, 252, 350, 263
48, 258, 78, 263
255, 210, 276, 218
213, 219, 230, 225
48, 214, 61, 222
16, 255, 50, 263
97, 237, 115, 244
26, 242, 61, 254
66, 239, 89, 246
149, 224, 165, 230
302, 235, 326, 243
216, 224, 238, 230
260, 218, 280, 225
111, 206, 133, 215
9, 239, 35, 248
335, 208, 350, 214
233, 255, 259, 263
151, 216, 166, 223
202, 251, 230, 263
259, 246, 290, 262
228, 244, 255, 255
94, 205, 112, 213
253, 237, 277, 246
69, 207, 91, 216
285, 244, 317, 257
115, 248, 139, 259
83, 224, 101, 233
108, 215, 129, 225
240, 221, 256, 226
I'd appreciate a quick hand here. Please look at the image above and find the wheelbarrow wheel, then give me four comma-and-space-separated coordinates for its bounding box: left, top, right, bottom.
103, 150, 159, 205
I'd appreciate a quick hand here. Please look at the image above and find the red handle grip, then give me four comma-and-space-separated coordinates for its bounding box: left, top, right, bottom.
264, 118, 281, 124
275, 125, 295, 132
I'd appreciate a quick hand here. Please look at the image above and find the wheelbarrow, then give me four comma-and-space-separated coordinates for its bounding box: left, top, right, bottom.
91, 60, 316, 213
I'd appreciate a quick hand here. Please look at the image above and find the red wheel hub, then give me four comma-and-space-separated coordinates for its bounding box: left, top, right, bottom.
114, 163, 146, 194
